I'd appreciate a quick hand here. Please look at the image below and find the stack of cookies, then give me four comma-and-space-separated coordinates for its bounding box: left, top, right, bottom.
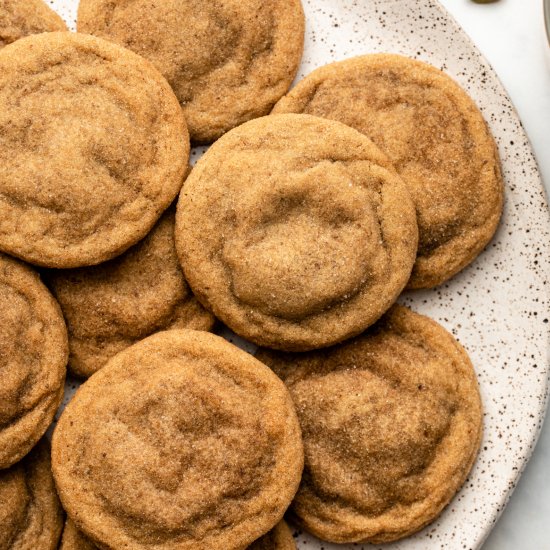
0, 0, 503, 549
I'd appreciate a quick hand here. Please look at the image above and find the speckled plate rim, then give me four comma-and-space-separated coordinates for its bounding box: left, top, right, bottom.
432, 5, 550, 548
44, 0, 550, 548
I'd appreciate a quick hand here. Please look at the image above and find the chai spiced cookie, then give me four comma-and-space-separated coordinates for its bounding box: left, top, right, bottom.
60, 519, 296, 550
77, 0, 305, 143
273, 54, 504, 288
59, 520, 97, 550
176, 114, 418, 351
257, 305, 483, 544
52, 330, 304, 550
0, 439, 64, 549
0, 0, 66, 49
0, 252, 67, 470
249, 521, 296, 550
46, 207, 215, 379
0, 31, 189, 268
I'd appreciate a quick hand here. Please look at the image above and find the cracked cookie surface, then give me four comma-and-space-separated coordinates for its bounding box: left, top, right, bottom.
176, 114, 418, 351
0, 252, 67, 469
0, 32, 188, 268
60, 519, 295, 550
0, 0, 66, 50
77, 0, 305, 143
46, 206, 215, 379
0, 439, 64, 549
273, 54, 504, 288
257, 305, 483, 544
52, 330, 304, 550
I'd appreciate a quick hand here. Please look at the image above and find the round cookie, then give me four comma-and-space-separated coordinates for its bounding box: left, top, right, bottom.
77, 0, 305, 143
0, 0, 66, 49
0, 252, 67, 470
257, 305, 483, 544
176, 114, 418, 351
46, 207, 215, 379
0, 31, 189, 268
0, 439, 64, 549
273, 54, 504, 288
52, 330, 304, 550
60, 519, 296, 550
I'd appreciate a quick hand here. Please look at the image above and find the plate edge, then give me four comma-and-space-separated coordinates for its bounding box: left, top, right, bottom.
429, 1, 550, 548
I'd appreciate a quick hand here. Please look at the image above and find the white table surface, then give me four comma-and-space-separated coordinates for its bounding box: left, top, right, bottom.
435, 1, 550, 548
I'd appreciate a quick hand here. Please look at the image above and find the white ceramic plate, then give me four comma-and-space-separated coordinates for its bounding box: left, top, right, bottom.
49, 0, 550, 548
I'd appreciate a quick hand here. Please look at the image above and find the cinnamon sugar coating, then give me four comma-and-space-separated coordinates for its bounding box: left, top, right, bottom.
46, 207, 214, 378
60, 519, 296, 550
0, 252, 67, 469
52, 330, 304, 550
0, 0, 66, 49
0, 32, 188, 268
257, 305, 483, 543
176, 114, 418, 351
273, 54, 503, 288
78, 0, 305, 143
0, 439, 64, 549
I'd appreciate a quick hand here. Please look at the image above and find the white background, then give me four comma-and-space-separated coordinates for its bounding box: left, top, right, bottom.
437, 1, 550, 548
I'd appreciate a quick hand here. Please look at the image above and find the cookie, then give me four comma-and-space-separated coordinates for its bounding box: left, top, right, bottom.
175, 114, 418, 351
0, 252, 67, 470
77, 0, 305, 143
0, 31, 189, 268
60, 519, 296, 550
273, 54, 504, 288
52, 330, 304, 550
0, 439, 64, 549
59, 520, 96, 550
257, 305, 483, 544
0, 0, 66, 49
249, 521, 296, 550
46, 206, 215, 379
